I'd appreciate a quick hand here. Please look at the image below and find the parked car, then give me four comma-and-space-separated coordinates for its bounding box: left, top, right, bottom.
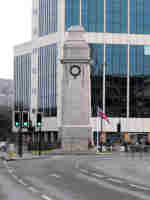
0, 141, 7, 151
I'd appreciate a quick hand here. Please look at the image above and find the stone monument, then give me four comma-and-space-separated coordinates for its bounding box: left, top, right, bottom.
60, 26, 92, 152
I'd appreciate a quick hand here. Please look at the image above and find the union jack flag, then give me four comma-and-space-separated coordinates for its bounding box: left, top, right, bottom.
97, 106, 110, 124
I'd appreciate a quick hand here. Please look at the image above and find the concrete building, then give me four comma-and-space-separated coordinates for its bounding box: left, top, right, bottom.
13, 0, 150, 148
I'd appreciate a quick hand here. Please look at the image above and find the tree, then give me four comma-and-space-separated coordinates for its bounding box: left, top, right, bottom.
0, 105, 12, 141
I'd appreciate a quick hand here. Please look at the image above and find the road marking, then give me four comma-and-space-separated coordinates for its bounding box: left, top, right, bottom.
41, 194, 53, 200
80, 169, 88, 174
129, 184, 150, 191
18, 179, 28, 186
107, 178, 124, 184
92, 173, 105, 178
28, 186, 38, 193
12, 174, 18, 180
51, 156, 64, 160
49, 174, 61, 178
77, 173, 150, 200
8, 169, 13, 174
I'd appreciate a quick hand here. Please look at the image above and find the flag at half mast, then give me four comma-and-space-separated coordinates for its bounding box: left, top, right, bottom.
97, 106, 110, 124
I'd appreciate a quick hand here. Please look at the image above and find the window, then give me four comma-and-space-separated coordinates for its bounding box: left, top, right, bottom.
105, 45, 128, 117
130, 45, 150, 118
90, 44, 104, 116
65, 0, 80, 30
130, 0, 150, 34
106, 0, 128, 33
38, 44, 57, 117
14, 54, 31, 111
39, 0, 57, 36
65, 0, 104, 32
144, 46, 150, 56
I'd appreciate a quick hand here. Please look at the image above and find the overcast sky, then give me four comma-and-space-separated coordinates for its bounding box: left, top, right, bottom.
0, 1, 32, 80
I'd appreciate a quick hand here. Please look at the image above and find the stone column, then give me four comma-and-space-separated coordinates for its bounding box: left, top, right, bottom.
60, 26, 92, 152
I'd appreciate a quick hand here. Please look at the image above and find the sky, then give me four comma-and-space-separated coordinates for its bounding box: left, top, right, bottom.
0, 1, 32, 80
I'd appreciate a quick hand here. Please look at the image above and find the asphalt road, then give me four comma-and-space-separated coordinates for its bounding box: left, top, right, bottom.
1, 155, 150, 200
0, 159, 41, 200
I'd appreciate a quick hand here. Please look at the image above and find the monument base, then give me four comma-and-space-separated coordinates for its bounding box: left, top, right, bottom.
61, 126, 91, 152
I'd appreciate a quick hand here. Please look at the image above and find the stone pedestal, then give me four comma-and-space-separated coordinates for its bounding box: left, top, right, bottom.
61, 127, 91, 152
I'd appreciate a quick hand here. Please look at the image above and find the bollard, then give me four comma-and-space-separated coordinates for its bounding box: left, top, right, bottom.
8, 144, 15, 159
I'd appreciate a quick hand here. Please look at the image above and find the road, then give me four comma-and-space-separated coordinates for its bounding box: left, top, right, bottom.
0, 159, 41, 200
1, 154, 150, 200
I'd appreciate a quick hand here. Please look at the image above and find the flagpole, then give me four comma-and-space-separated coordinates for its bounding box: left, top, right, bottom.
101, 113, 103, 152
97, 111, 99, 152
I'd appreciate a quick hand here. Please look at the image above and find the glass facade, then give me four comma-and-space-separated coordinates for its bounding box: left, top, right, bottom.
106, 0, 128, 33
90, 44, 150, 118
90, 44, 128, 118
65, 0, 104, 32
105, 45, 128, 117
14, 54, 31, 111
65, 0, 80, 30
39, 0, 57, 36
65, 0, 150, 34
130, 45, 150, 117
90, 44, 104, 117
38, 44, 57, 117
81, 0, 104, 32
130, 0, 150, 34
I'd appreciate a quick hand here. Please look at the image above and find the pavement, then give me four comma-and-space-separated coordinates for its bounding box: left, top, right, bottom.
0, 149, 113, 161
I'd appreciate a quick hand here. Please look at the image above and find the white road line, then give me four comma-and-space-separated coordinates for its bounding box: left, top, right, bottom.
12, 175, 18, 180
41, 194, 53, 200
129, 184, 150, 191
49, 174, 61, 178
92, 173, 105, 178
28, 186, 38, 193
107, 178, 124, 184
8, 169, 13, 174
18, 179, 28, 186
77, 173, 150, 200
51, 156, 64, 160
80, 169, 88, 174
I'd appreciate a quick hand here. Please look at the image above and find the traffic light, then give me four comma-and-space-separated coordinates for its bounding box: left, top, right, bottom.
22, 112, 29, 128
36, 113, 42, 127
14, 111, 21, 127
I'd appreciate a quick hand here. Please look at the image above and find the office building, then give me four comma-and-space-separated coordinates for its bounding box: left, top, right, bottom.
14, 0, 150, 146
